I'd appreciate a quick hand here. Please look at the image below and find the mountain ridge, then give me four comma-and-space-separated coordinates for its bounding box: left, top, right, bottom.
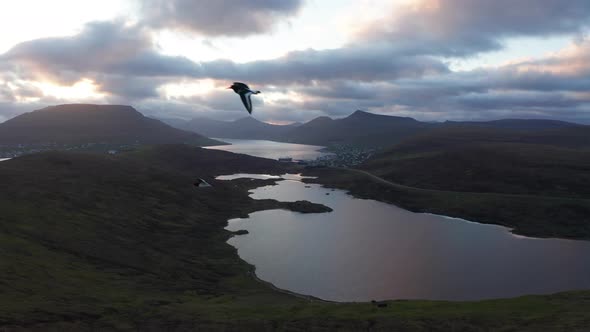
179, 115, 299, 140
0, 104, 221, 146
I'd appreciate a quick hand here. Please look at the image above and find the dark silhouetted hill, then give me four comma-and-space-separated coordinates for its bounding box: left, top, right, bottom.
180, 116, 299, 140
165, 110, 586, 149
0, 104, 221, 146
282, 110, 434, 147
281, 111, 585, 147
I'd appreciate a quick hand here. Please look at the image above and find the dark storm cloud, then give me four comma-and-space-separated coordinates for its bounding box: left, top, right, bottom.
297, 81, 382, 100
94, 75, 166, 99
200, 46, 450, 84
359, 0, 590, 57
140, 0, 303, 36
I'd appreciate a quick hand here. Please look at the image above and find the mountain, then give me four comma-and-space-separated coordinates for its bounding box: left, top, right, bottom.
282, 110, 434, 147
181, 116, 300, 140
0, 104, 221, 146
169, 109, 586, 149
281, 111, 585, 148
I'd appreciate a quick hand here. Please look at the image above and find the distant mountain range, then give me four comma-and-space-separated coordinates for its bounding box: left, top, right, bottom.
177, 116, 300, 141
281, 110, 434, 147
0, 104, 221, 146
2, 104, 585, 151
169, 110, 585, 148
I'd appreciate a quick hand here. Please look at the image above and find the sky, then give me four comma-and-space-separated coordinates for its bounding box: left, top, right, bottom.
0, 0, 589, 124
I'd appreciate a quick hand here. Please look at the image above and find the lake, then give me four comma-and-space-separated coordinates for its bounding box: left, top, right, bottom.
205, 138, 331, 160
223, 174, 590, 302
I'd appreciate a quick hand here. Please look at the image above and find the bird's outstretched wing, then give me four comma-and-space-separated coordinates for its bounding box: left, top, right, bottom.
240, 92, 253, 114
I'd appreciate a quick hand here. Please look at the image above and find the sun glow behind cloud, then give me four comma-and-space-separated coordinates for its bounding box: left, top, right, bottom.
160, 79, 218, 99
35, 79, 106, 101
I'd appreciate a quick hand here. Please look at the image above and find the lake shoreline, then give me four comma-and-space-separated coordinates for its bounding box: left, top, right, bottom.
224, 172, 590, 302
302, 166, 590, 241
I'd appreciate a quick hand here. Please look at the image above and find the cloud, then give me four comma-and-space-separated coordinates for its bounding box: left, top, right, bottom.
94, 75, 165, 99
200, 45, 449, 84
0, 20, 450, 105
358, 0, 590, 57
1, 1, 590, 124
282, 39, 590, 123
2, 21, 200, 81
0, 21, 202, 102
139, 0, 303, 36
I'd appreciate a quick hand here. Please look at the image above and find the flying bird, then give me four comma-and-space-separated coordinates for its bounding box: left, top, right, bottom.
227, 82, 260, 114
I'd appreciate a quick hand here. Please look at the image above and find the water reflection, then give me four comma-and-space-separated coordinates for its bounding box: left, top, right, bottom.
216, 173, 315, 181
216, 174, 282, 181
224, 175, 590, 302
205, 138, 331, 160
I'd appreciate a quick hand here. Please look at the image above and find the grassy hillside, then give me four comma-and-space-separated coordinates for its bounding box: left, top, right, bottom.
389, 125, 590, 153
363, 142, 590, 198
1, 146, 590, 331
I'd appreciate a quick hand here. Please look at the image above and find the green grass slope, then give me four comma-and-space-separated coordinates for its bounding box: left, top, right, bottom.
363, 143, 590, 198
1, 145, 590, 331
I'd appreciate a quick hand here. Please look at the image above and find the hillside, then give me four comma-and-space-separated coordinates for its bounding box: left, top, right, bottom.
444, 118, 583, 131
360, 124, 590, 196
362, 142, 590, 198
281, 110, 434, 147
180, 116, 299, 140
281, 111, 584, 148
388, 125, 590, 153
0, 146, 302, 329
2, 146, 590, 331
0, 104, 221, 146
